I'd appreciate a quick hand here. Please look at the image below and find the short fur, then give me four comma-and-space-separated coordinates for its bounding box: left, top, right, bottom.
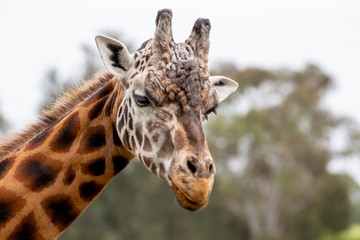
0, 72, 115, 160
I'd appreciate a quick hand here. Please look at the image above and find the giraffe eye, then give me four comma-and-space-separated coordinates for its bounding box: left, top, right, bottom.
133, 93, 151, 107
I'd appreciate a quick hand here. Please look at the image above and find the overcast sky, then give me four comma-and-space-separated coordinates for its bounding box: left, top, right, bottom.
0, 0, 359, 176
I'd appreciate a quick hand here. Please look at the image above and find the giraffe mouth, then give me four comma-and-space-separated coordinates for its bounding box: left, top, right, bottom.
171, 183, 209, 211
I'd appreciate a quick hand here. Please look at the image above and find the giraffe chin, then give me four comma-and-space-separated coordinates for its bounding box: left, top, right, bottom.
171, 184, 209, 211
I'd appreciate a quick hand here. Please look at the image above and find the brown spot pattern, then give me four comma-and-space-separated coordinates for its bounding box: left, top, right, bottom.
143, 136, 152, 152
14, 153, 62, 192
150, 163, 157, 175
79, 181, 104, 202
124, 105, 128, 122
159, 163, 166, 179
128, 113, 133, 130
0, 188, 26, 229
77, 125, 106, 154
83, 81, 114, 107
112, 156, 129, 175
152, 133, 160, 143
118, 115, 125, 131
157, 137, 174, 158
88, 98, 107, 120
63, 167, 76, 185
131, 136, 137, 152
135, 123, 143, 146
50, 112, 80, 153
130, 72, 138, 79
24, 126, 53, 151
123, 130, 130, 150
105, 91, 118, 117
174, 129, 186, 151
146, 120, 156, 133
135, 60, 140, 69
81, 158, 106, 176
6, 212, 43, 240
0, 157, 15, 180
41, 194, 80, 231
110, 125, 120, 149
143, 156, 152, 168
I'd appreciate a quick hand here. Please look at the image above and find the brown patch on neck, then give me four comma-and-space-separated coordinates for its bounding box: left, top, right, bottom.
79, 181, 105, 202
6, 212, 45, 240
0, 188, 26, 229
81, 157, 106, 176
24, 127, 54, 152
41, 194, 80, 232
14, 153, 63, 192
49, 112, 81, 153
63, 167, 76, 185
76, 125, 106, 154
0, 156, 15, 180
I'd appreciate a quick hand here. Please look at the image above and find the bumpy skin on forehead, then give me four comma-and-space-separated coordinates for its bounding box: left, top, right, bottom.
165, 60, 213, 109
144, 54, 218, 114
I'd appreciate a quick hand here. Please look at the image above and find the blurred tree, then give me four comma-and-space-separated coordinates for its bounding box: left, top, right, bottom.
207, 63, 357, 240
39, 69, 69, 113
34, 34, 360, 240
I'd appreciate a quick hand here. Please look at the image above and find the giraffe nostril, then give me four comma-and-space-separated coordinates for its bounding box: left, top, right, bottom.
209, 163, 214, 174
187, 160, 197, 174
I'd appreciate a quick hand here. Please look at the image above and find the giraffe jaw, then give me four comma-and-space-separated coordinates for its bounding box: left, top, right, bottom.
171, 184, 209, 211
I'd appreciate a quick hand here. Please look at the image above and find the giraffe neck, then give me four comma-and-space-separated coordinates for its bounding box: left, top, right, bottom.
0, 76, 134, 239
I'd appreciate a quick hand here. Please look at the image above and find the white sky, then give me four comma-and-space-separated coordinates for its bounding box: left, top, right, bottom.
0, 0, 360, 177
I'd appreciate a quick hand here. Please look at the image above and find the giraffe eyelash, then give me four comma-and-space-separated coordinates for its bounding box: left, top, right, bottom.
204, 107, 217, 121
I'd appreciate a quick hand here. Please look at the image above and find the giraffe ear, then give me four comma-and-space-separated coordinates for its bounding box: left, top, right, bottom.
210, 76, 238, 103
95, 35, 133, 78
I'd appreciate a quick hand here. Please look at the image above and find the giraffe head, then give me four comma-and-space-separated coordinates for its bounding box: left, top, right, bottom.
95, 9, 238, 211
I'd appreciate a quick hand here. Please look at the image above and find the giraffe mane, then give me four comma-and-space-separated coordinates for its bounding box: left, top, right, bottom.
0, 72, 115, 160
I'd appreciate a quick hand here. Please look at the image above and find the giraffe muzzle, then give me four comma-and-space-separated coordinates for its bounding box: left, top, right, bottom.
169, 156, 215, 211
170, 176, 213, 211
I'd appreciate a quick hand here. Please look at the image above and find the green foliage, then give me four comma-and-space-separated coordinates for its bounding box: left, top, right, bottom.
318, 224, 360, 240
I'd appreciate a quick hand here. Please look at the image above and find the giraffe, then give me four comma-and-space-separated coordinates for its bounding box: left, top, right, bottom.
0, 9, 238, 239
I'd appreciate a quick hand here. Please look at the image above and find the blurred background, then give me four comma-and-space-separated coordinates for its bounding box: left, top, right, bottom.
1, 0, 360, 239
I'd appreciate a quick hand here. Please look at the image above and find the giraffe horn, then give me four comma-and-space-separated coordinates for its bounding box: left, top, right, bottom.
153, 9, 174, 56
186, 18, 211, 68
